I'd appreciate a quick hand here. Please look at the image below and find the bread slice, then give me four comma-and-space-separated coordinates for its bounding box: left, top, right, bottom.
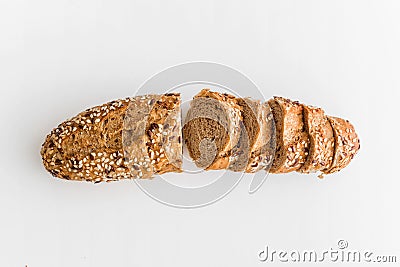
322, 116, 360, 174
145, 93, 183, 175
268, 97, 309, 173
122, 94, 161, 179
183, 89, 242, 170
227, 120, 250, 172
299, 105, 334, 173
227, 98, 257, 172
41, 94, 182, 182
237, 99, 276, 173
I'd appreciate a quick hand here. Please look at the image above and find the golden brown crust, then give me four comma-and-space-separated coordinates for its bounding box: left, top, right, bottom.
299, 105, 334, 173
123, 95, 160, 179
146, 94, 182, 174
322, 116, 360, 174
268, 97, 309, 173
41, 95, 182, 183
41, 99, 132, 182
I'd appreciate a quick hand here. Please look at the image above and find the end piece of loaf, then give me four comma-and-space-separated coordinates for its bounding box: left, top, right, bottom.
41, 94, 182, 183
268, 96, 309, 173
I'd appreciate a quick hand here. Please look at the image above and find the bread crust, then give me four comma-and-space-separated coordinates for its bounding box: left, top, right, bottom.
41, 94, 182, 182
123, 95, 160, 179
299, 105, 334, 173
146, 94, 183, 174
268, 97, 309, 173
322, 116, 360, 174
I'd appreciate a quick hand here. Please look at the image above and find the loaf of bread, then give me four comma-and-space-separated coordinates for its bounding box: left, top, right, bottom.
184, 90, 359, 177
41, 89, 360, 182
41, 93, 183, 182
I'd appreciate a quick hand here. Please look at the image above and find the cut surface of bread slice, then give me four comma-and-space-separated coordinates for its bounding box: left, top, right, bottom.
268, 96, 309, 173
183, 116, 227, 168
183, 89, 241, 170
299, 105, 334, 173
41, 94, 182, 182
322, 116, 360, 174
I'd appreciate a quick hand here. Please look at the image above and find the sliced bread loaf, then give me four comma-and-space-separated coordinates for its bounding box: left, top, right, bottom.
41, 94, 182, 182
268, 97, 309, 173
299, 105, 334, 173
42, 91, 360, 181
322, 116, 360, 174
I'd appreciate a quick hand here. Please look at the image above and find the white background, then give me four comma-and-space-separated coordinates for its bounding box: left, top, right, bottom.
1, 0, 399, 266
